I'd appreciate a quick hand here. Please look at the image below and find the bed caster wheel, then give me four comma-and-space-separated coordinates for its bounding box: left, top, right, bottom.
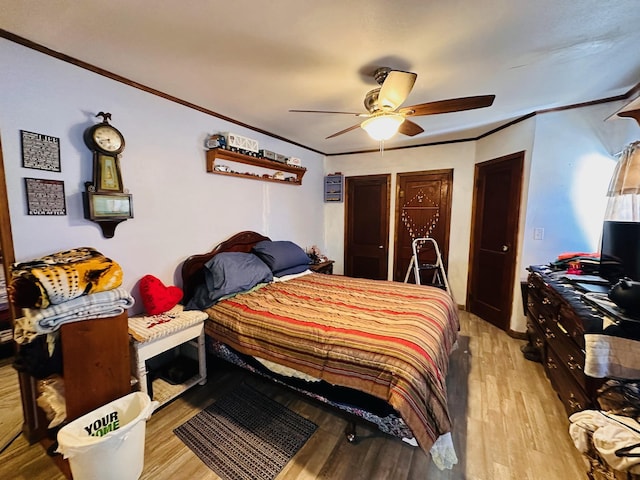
345, 421, 357, 443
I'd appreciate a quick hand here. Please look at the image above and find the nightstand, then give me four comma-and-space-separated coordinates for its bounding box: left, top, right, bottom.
309, 260, 335, 274
128, 305, 208, 408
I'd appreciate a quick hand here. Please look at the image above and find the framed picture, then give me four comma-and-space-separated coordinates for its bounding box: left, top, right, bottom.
84, 191, 133, 220
24, 177, 66, 215
21, 130, 61, 172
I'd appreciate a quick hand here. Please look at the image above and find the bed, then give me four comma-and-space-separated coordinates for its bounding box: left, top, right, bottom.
181, 231, 460, 469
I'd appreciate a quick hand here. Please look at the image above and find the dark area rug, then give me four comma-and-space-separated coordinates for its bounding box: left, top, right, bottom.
174, 383, 317, 480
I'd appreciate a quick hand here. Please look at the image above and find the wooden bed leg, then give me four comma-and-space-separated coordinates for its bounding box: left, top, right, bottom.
345, 421, 357, 443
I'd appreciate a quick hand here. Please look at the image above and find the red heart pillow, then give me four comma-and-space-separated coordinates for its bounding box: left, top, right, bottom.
139, 274, 183, 315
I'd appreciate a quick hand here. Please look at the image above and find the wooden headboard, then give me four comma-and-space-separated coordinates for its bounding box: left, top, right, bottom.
181, 231, 270, 303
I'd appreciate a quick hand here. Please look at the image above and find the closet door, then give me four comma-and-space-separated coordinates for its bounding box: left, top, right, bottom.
344, 175, 390, 280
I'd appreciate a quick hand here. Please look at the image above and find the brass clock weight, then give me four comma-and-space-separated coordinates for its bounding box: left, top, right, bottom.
83, 112, 133, 238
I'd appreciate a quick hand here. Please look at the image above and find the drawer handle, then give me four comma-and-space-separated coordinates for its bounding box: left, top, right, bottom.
534, 339, 544, 348
527, 302, 534, 308
542, 297, 552, 305
567, 356, 582, 371
537, 315, 546, 325
545, 329, 555, 339
546, 358, 557, 369
568, 394, 582, 410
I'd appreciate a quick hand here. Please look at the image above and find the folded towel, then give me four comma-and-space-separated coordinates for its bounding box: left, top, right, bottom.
14, 288, 134, 343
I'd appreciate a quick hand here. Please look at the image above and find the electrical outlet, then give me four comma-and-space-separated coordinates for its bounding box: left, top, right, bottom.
534, 227, 544, 240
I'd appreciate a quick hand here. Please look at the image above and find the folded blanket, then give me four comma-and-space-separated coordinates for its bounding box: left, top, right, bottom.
11, 247, 123, 309
14, 288, 134, 343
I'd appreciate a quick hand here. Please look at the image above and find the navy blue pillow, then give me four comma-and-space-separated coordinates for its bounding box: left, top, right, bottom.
185, 252, 272, 310
273, 264, 310, 277
252, 240, 310, 273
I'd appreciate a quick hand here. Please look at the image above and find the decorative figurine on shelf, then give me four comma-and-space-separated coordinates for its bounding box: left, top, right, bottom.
306, 245, 327, 264
205, 133, 226, 150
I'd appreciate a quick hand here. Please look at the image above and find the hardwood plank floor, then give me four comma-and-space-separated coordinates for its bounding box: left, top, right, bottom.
0, 311, 589, 479
0, 356, 22, 452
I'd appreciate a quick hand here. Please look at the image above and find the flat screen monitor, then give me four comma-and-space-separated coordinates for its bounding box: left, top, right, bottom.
599, 220, 640, 283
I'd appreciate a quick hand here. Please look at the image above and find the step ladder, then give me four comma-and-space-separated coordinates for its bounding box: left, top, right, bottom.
403, 237, 451, 294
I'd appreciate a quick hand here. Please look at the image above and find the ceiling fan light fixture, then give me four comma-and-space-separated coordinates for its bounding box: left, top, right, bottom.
361, 113, 405, 141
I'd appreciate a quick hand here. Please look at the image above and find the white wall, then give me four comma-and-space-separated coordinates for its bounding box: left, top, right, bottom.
523, 103, 636, 269
512, 102, 637, 331
0, 39, 325, 314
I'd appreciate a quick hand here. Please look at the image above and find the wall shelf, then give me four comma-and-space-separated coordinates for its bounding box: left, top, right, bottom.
324, 173, 343, 202
206, 148, 306, 185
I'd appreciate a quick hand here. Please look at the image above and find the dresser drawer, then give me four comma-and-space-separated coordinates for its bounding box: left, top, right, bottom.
559, 303, 586, 349
545, 330, 586, 390
526, 313, 546, 361
527, 280, 560, 319
544, 346, 592, 415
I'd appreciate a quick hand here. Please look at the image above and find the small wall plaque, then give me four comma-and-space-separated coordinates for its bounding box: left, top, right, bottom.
24, 177, 66, 215
21, 130, 61, 172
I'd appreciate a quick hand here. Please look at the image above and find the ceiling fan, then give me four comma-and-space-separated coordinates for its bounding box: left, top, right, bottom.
290, 67, 495, 141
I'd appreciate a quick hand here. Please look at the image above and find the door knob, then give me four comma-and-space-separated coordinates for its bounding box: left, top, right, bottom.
378, 245, 383, 249
502, 245, 509, 252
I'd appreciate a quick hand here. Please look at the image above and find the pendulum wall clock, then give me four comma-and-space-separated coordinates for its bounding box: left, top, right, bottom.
82, 112, 133, 238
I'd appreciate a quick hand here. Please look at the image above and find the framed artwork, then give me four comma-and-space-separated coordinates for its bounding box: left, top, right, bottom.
21, 130, 61, 172
24, 177, 66, 215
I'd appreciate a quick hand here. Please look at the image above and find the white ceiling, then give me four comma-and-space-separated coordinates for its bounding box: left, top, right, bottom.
2, 0, 640, 155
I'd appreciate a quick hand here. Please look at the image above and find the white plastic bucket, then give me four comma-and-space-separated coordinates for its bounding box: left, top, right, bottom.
56, 392, 157, 480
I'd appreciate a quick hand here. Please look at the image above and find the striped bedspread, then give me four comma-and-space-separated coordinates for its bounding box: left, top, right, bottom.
203, 272, 459, 455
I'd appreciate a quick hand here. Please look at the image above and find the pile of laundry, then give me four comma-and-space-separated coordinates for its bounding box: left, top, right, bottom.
11, 247, 134, 344
571, 379, 640, 477
570, 409, 640, 476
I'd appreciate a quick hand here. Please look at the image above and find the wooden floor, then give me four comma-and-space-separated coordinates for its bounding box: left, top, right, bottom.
0, 356, 22, 452
0, 311, 589, 479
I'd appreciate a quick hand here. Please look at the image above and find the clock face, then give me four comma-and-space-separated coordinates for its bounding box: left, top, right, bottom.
92, 125, 124, 153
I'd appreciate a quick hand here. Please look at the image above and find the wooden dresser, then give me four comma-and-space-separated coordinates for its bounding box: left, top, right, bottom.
525, 267, 605, 415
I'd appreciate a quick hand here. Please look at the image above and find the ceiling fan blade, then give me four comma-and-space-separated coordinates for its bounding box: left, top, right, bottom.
398, 119, 424, 137
289, 109, 366, 116
378, 70, 417, 110
326, 123, 362, 139
399, 95, 495, 116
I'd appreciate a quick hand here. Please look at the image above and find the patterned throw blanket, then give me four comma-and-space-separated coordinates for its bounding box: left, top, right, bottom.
11, 247, 123, 309
203, 273, 459, 458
